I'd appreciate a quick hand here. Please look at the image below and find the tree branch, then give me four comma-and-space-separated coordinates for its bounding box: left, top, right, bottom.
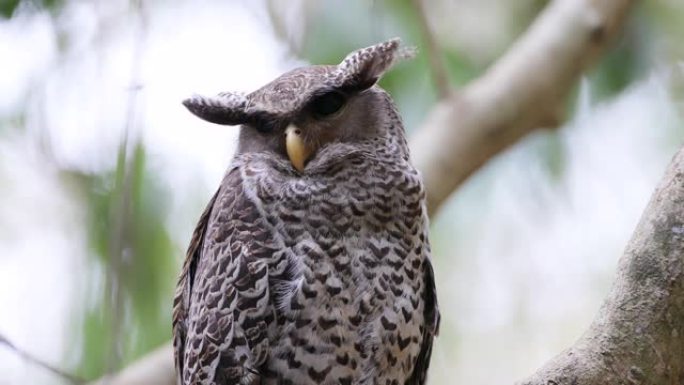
520, 146, 684, 384
410, 0, 634, 216
88, 0, 634, 383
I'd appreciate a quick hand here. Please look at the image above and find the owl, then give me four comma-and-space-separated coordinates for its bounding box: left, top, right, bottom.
173, 38, 440, 385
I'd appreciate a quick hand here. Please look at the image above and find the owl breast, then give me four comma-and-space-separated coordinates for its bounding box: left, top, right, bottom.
239, 151, 429, 385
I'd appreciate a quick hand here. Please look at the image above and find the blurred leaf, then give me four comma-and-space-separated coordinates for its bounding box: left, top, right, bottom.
0, 0, 64, 18
642, 0, 684, 61
299, 1, 379, 65
442, 49, 478, 86
125, 142, 176, 356
532, 130, 566, 181
588, 13, 646, 102
63, 141, 176, 379
41, 0, 62, 11
0, 0, 21, 18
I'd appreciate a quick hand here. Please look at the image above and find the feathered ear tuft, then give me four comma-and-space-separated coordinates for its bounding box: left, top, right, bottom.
336, 38, 416, 91
182, 92, 249, 126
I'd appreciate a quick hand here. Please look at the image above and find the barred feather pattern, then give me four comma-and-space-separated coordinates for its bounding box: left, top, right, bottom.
173, 90, 439, 385
174, 39, 439, 385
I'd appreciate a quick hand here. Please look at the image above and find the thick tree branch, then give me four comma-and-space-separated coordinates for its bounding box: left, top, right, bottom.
520, 146, 684, 384
410, 0, 634, 216
88, 0, 634, 383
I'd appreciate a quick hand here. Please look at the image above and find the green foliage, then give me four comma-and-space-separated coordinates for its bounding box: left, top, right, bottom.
0, 0, 21, 18
0, 0, 64, 18
530, 130, 566, 181
297, 1, 374, 66
588, 36, 643, 102
642, 0, 684, 61
63, 141, 176, 379
442, 49, 478, 86
589, 11, 651, 101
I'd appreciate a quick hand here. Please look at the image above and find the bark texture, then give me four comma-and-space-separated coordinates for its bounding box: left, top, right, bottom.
520, 148, 684, 384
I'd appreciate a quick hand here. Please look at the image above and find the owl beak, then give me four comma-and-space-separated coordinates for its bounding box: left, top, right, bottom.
285, 124, 312, 173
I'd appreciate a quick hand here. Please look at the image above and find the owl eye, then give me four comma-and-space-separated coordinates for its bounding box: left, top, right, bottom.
310, 91, 346, 118
248, 113, 279, 134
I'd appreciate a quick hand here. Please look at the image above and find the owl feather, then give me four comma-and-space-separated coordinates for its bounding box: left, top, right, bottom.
174, 38, 439, 385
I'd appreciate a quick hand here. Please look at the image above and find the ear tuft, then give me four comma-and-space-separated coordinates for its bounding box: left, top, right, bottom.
182, 92, 249, 126
336, 38, 416, 91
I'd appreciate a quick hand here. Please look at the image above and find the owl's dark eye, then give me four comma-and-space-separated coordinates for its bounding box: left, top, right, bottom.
310, 91, 346, 118
248, 112, 283, 134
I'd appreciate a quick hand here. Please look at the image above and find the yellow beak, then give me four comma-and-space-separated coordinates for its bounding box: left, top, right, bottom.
285, 124, 311, 173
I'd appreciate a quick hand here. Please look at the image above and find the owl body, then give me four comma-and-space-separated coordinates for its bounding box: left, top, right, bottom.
174, 40, 439, 385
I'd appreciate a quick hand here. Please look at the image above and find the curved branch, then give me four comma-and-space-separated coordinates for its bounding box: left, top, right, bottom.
520, 146, 684, 384
410, 0, 634, 216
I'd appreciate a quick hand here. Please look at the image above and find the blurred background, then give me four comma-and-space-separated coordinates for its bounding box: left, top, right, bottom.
0, 0, 683, 384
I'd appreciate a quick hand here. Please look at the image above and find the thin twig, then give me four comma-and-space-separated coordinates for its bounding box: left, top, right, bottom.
410, 0, 451, 99
0, 332, 85, 384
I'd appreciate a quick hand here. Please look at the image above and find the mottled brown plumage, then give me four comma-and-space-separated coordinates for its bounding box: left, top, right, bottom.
173, 39, 439, 385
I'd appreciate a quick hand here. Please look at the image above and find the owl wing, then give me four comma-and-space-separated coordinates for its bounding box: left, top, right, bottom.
407, 239, 441, 385
172, 184, 219, 385
173, 167, 275, 385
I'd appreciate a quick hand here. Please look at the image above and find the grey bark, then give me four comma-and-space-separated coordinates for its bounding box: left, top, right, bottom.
520, 147, 684, 384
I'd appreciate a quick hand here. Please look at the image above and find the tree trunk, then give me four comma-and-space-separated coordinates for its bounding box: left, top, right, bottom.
520, 147, 684, 384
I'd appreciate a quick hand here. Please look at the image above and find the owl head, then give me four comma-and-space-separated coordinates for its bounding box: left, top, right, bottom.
183, 38, 414, 173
